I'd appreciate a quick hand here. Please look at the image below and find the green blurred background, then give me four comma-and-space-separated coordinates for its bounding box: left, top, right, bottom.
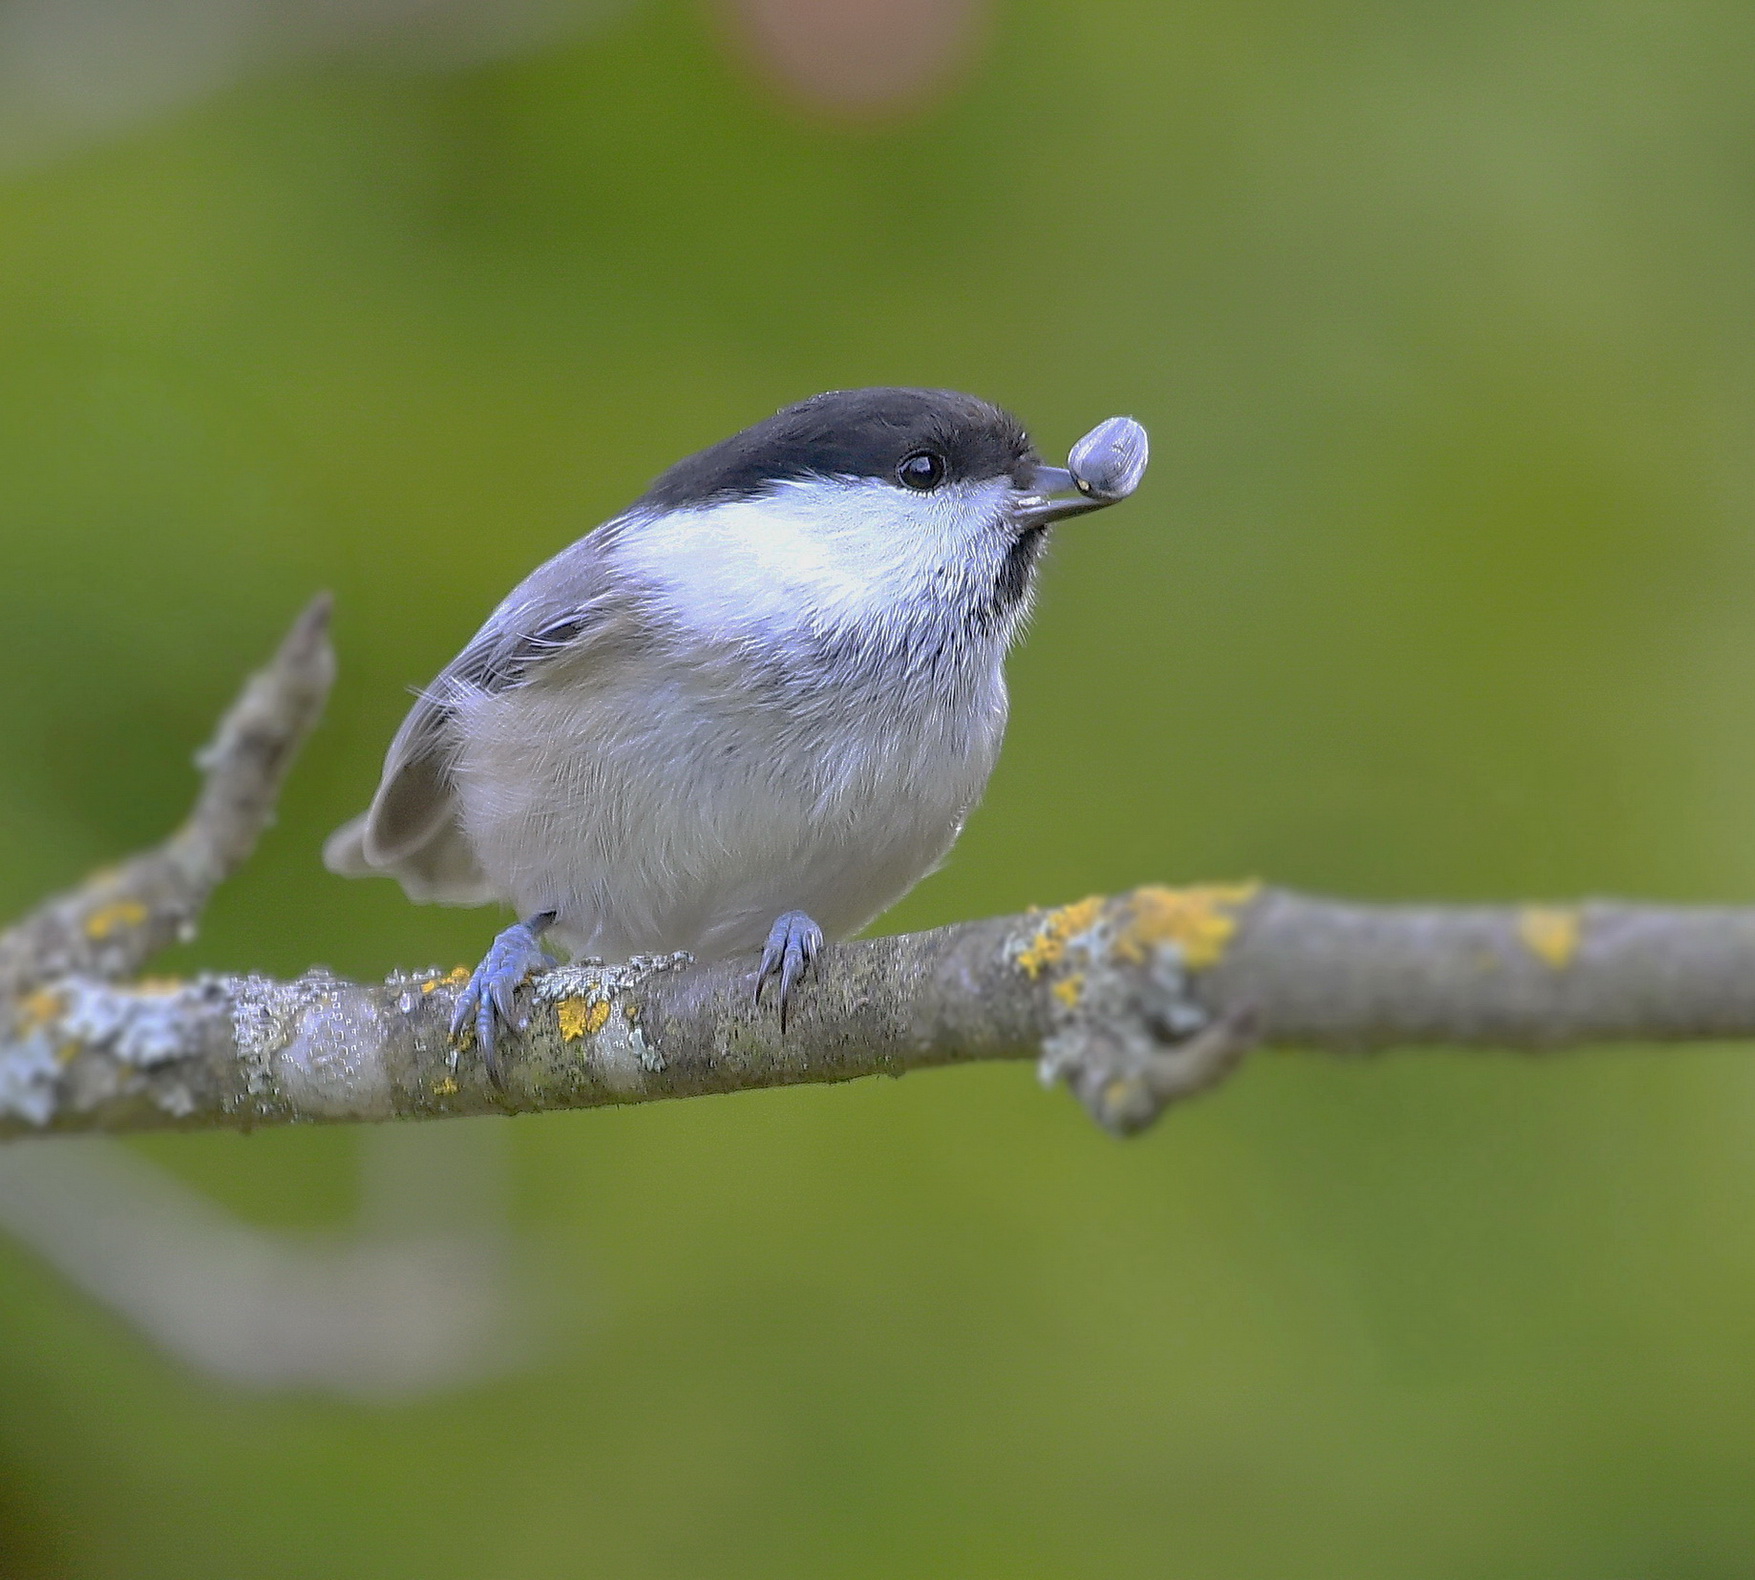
1, 0, 1754, 1572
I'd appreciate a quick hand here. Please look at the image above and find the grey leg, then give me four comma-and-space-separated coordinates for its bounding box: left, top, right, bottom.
753, 909, 824, 1031
451, 911, 558, 1084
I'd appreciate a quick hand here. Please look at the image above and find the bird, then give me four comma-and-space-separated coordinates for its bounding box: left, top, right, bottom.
325, 387, 1148, 1079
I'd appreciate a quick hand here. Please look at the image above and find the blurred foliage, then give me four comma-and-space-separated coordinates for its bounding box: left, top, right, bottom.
1, 0, 1755, 1572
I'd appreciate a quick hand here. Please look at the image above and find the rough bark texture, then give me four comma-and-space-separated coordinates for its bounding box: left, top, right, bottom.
4, 598, 1755, 1141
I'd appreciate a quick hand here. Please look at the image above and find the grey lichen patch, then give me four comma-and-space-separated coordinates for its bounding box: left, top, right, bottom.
592, 1011, 657, 1092
0, 974, 230, 1126
1024, 897, 1248, 1136
533, 953, 691, 1092
277, 979, 395, 1120
229, 971, 323, 1099
60, 976, 223, 1067
156, 1082, 197, 1118
229, 970, 394, 1118
535, 952, 693, 1004
628, 1022, 663, 1074
0, 1032, 60, 1125
382, 966, 453, 1020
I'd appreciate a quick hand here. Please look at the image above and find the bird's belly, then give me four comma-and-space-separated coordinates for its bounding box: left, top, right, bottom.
449, 664, 1004, 961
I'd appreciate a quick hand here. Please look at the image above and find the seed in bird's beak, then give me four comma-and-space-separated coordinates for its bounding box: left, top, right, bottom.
1016, 416, 1149, 528
1068, 416, 1149, 503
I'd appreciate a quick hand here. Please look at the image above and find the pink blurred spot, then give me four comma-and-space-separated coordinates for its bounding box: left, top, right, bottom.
719, 0, 990, 116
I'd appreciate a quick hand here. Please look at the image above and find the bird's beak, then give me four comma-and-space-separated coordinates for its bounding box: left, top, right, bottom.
1014, 416, 1149, 529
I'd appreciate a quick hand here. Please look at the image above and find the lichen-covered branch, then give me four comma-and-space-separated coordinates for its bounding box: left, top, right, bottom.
6, 599, 1755, 1140
11, 881, 1755, 1139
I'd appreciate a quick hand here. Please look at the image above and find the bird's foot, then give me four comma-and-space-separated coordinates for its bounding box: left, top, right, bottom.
753, 909, 824, 1031
451, 912, 558, 1085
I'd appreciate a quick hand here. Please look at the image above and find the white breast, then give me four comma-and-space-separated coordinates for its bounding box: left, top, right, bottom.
449, 479, 1025, 961
610, 475, 1020, 639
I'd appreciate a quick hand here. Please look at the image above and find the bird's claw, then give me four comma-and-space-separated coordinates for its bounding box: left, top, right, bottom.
753, 910, 824, 1031
450, 913, 557, 1084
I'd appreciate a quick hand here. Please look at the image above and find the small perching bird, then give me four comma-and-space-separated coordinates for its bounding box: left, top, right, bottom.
326, 388, 1148, 1076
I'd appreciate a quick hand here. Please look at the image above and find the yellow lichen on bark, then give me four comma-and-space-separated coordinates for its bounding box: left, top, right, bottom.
83, 900, 149, 940
1117, 884, 1261, 970
1518, 907, 1582, 970
1015, 897, 1106, 980
557, 997, 611, 1040
17, 989, 61, 1032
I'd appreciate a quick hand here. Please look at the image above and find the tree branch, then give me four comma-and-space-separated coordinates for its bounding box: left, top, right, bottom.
3, 599, 1754, 1141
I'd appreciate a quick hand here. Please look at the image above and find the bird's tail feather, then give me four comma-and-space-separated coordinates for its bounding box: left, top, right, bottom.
322, 814, 496, 907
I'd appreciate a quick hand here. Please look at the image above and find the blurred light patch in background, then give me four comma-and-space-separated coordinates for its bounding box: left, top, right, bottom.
715, 0, 988, 115
0, 1125, 533, 1395
0, 0, 626, 166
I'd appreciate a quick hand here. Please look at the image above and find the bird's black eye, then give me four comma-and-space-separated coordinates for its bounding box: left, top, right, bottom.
896, 450, 947, 491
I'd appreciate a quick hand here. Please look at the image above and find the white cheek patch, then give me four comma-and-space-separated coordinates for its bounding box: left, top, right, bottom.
612, 476, 1014, 637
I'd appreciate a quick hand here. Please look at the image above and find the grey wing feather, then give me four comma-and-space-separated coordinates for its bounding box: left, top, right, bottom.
323, 524, 631, 906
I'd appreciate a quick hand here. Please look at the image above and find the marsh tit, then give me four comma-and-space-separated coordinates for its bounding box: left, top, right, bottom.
325, 388, 1149, 1077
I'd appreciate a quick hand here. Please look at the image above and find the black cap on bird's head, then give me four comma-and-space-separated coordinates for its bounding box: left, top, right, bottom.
639, 386, 1149, 528
639, 387, 1037, 512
